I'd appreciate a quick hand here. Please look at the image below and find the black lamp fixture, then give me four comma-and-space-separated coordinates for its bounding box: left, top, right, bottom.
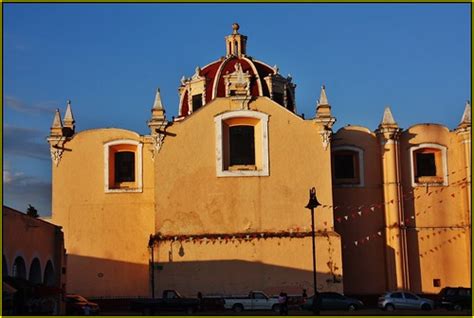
305, 187, 321, 315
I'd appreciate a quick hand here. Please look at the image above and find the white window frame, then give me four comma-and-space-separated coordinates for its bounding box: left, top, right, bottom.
410, 143, 448, 187
104, 139, 143, 193
214, 110, 269, 177
332, 145, 365, 187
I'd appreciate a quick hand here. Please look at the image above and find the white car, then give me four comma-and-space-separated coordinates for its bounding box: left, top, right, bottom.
224, 291, 280, 312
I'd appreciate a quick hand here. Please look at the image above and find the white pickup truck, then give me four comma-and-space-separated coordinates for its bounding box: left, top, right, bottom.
224, 291, 280, 312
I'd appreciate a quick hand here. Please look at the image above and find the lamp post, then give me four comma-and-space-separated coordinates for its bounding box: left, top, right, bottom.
305, 187, 321, 315
148, 234, 155, 299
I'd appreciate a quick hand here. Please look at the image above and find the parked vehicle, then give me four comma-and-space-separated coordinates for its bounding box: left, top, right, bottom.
301, 292, 364, 311
130, 290, 200, 314
224, 291, 280, 312
65, 294, 100, 315
378, 291, 434, 311
438, 287, 472, 310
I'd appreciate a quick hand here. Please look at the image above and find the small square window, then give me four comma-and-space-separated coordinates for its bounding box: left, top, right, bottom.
411, 145, 446, 185
334, 154, 356, 179
433, 279, 441, 287
416, 153, 436, 177
332, 148, 363, 186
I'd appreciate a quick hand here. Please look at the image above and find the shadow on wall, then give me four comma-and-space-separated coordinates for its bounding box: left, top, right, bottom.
65, 255, 343, 299
66, 254, 150, 298
332, 128, 387, 295
154, 259, 343, 297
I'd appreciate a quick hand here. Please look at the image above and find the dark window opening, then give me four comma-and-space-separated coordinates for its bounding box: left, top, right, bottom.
273, 92, 284, 106
334, 154, 355, 179
192, 94, 203, 111
433, 279, 441, 287
416, 153, 436, 177
115, 151, 135, 182
229, 126, 255, 166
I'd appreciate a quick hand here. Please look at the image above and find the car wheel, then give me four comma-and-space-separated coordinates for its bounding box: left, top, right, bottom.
453, 304, 463, 311
348, 304, 357, 311
272, 304, 280, 313
421, 304, 432, 311
385, 304, 395, 311
233, 304, 244, 313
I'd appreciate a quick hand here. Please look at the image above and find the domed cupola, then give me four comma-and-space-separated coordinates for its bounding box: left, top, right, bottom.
177, 23, 296, 119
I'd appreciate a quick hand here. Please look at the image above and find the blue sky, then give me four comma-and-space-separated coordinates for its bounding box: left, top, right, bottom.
3, 3, 471, 215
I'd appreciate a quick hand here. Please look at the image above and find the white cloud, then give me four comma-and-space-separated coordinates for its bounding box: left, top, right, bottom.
4, 96, 58, 115
3, 165, 52, 216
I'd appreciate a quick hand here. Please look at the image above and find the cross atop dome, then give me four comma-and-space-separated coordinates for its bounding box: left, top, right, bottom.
226, 23, 247, 57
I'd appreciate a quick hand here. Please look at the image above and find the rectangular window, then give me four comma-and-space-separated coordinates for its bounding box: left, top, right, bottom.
332, 149, 362, 186
192, 94, 203, 111
115, 151, 135, 182
411, 146, 445, 185
214, 111, 269, 177
334, 154, 355, 179
416, 153, 436, 177
229, 126, 255, 166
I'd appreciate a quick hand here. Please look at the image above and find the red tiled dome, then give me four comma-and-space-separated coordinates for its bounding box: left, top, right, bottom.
177, 25, 295, 118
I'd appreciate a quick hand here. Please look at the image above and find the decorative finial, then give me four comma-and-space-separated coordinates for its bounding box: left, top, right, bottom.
152, 88, 164, 110
52, 108, 63, 128
380, 106, 397, 126
458, 100, 471, 126
63, 100, 75, 125
317, 85, 329, 106
232, 23, 240, 34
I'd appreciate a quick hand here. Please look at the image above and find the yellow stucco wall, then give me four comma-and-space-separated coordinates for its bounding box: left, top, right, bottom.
332, 123, 471, 295
332, 126, 387, 295
399, 124, 471, 293
50, 128, 155, 297
153, 96, 343, 295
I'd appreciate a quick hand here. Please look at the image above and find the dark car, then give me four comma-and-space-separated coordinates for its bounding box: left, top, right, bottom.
65, 294, 100, 315
438, 287, 471, 311
301, 292, 364, 311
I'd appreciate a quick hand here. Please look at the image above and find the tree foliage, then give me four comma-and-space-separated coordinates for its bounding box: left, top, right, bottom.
27, 204, 39, 218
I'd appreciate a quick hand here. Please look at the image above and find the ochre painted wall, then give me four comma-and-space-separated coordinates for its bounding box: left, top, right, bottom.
399, 124, 471, 293
332, 126, 387, 295
332, 123, 471, 295
51, 128, 155, 297
153, 97, 343, 295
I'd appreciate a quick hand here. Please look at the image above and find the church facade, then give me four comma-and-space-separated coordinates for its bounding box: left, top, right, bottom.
49, 24, 471, 298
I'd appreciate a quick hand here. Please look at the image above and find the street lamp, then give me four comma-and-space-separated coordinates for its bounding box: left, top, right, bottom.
305, 187, 321, 315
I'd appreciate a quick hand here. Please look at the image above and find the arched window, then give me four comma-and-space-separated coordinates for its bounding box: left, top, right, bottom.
43, 260, 55, 286
214, 110, 269, 177
332, 146, 365, 187
29, 258, 42, 284
12, 256, 27, 279
104, 140, 143, 192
